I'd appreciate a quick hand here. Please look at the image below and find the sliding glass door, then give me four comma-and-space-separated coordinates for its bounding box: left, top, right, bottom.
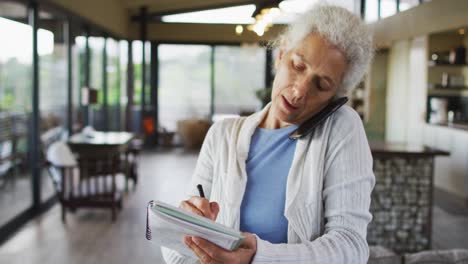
158, 44, 211, 132
213, 45, 265, 120
0, 0, 33, 228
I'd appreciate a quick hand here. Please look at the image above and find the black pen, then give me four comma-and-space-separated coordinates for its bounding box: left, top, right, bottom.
197, 184, 205, 198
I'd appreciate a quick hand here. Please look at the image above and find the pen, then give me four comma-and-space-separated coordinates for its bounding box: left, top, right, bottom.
197, 184, 205, 198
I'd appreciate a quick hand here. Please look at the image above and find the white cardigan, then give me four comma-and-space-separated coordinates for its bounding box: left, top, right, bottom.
162, 104, 375, 264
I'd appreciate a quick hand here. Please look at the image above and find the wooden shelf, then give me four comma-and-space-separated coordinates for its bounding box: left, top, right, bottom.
427, 88, 468, 96
428, 62, 468, 67
429, 84, 468, 90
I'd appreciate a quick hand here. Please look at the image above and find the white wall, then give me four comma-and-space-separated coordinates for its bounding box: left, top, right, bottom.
422, 124, 468, 198
386, 36, 429, 143
385, 36, 468, 199
406, 37, 429, 145
386, 40, 410, 142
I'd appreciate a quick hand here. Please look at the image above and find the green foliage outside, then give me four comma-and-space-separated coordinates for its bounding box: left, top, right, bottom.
0, 58, 32, 111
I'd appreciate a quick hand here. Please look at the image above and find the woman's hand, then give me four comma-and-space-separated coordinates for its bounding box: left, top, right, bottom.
179, 197, 219, 221
184, 232, 257, 264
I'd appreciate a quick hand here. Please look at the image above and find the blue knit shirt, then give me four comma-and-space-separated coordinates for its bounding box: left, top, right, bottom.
240, 125, 298, 244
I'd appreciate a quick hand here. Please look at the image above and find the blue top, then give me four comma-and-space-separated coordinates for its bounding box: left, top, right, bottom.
240, 125, 298, 244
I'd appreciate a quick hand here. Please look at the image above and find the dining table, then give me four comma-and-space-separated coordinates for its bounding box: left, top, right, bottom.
68, 131, 136, 191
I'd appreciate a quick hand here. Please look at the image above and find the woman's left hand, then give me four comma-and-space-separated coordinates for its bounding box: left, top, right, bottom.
184, 232, 257, 264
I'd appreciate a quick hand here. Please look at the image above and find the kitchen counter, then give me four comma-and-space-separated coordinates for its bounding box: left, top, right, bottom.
428, 122, 468, 131
367, 141, 449, 253
370, 141, 450, 157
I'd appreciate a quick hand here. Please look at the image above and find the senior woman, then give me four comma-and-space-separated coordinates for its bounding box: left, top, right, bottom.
163, 4, 375, 264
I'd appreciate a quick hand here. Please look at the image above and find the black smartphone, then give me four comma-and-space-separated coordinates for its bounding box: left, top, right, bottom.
289, 97, 348, 139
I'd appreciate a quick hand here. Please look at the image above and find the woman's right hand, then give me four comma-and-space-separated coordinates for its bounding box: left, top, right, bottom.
180, 197, 219, 221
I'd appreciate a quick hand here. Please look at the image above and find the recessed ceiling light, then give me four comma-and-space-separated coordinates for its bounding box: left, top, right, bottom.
235, 25, 243, 35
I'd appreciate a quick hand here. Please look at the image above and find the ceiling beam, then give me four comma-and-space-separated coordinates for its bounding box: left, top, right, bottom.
45, 0, 129, 38
371, 0, 468, 47
128, 22, 285, 44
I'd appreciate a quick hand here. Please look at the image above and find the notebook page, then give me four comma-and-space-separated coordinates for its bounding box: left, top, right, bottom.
153, 202, 244, 239
152, 209, 242, 250
148, 208, 243, 258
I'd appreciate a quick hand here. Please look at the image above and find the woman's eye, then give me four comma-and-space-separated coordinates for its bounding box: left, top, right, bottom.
292, 61, 305, 71
315, 78, 331, 91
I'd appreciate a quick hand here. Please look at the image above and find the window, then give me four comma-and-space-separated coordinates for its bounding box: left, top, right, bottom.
380, 0, 397, 18
73, 34, 86, 130
365, 0, 379, 22
159, 45, 211, 131
132, 41, 151, 108
132, 41, 143, 107
119, 40, 128, 128
107, 38, 121, 131
144, 42, 151, 111
399, 0, 420, 11
0, 1, 32, 227
213, 45, 265, 119
38, 8, 68, 202
89, 36, 104, 129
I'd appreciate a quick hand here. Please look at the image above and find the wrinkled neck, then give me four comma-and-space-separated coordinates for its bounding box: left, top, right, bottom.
259, 108, 294, 129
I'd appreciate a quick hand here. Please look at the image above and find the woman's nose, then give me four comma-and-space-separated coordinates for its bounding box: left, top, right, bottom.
292, 77, 311, 100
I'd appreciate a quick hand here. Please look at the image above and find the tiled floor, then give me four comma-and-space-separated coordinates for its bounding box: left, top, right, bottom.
0, 170, 55, 227
0, 149, 466, 264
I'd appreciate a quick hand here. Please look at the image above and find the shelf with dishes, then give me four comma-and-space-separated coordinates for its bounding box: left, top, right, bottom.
427, 85, 468, 97
426, 30, 468, 126
429, 121, 468, 131
428, 62, 468, 67
428, 45, 466, 67
426, 96, 468, 126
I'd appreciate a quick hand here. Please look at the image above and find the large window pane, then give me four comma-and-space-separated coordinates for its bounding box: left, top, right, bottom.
119, 41, 128, 130
132, 40, 151, 112
89, 37, 104, 129
0, 1, 32, 227
130, 41, 145, 132
107, 38, 121, 131
159, 45, 211, 132
73, 34, 86, 131
132, 41, 143, 107
365, 0, 379, 22
144, 41, 151, 111
38, 8, 67, 202
399, 0, 419, 11
214, 45, 265, 119
380, 0, 397, 18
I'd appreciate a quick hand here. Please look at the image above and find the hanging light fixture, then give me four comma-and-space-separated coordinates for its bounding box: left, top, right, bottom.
235, 25, 244, 35
247, 1, 282, 36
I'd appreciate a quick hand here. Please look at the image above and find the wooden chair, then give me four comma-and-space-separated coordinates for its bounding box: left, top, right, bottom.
0, 140, 16, 187
46, 142, 123, 222
123, 138, 142, 188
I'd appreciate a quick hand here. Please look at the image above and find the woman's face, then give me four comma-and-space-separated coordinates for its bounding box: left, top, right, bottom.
268, 33, 348, 127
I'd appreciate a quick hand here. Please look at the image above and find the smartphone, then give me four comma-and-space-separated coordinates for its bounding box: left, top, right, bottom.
289, 97, 348, 139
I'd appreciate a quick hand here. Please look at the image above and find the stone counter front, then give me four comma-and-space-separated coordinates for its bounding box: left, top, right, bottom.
367, 142, 449, 253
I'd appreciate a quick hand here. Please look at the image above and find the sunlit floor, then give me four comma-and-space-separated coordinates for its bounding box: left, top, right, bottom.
0, 149, 467, 264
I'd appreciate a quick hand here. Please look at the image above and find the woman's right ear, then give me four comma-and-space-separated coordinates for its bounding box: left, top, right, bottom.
278, 49, 284, 60
275, 48, 285, 69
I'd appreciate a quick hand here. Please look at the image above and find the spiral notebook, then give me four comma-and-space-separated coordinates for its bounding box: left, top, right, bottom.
146, 200, 245, 257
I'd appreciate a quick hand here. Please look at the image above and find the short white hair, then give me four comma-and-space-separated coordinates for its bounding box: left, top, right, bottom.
272, 4, 374, 96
